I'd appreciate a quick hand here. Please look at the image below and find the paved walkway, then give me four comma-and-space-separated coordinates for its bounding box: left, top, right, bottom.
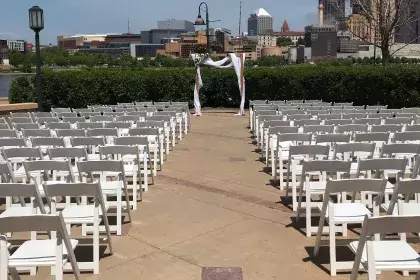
26, 110, 411, 279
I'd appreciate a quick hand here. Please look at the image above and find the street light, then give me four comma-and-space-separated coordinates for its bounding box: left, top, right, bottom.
194, 2, 210, 53
29, 5, 44, 111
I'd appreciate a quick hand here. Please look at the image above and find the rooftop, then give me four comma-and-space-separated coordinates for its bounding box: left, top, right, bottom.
253, 8, 271, 17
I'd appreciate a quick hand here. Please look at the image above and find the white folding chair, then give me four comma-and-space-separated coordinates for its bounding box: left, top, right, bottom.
71, 137, 105, 161
350, 215, 420, 280
333, 143, 376, 175
77, 160, 132, 236
43, 182, 113, 274
314, 178, 386, 276
2, 147, 43, 182
285, 145, 330, 211
99, 145, 144, 209
296, 160, 351, 237
129, 128, 162, 173
265, 126, 298, 165
0, 213, 81, 280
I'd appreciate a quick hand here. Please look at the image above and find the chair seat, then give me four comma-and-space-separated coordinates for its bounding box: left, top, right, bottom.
0, 207, 36, 217
304, 181, 327, 194
62, 205, 108, 224
88, 154, 100, 160
319, 203, 371, 223
382, 202, 420, 216
100, 181, 124, 194
349, 240, 420, 270
9, 239, 78, 267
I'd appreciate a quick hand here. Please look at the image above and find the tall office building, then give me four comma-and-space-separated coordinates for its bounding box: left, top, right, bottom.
248, 8, 273, 36
322, 0, 345, 25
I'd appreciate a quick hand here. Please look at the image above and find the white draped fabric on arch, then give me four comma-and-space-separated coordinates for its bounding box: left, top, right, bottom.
192, 53, 246, 116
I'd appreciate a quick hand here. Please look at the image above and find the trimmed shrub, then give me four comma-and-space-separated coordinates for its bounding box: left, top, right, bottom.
9, 65, 420, 110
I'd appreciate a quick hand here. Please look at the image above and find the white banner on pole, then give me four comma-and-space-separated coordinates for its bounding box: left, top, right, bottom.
193, 66, 203, 116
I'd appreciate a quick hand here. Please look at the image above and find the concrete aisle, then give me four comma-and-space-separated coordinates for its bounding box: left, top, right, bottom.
27, 111, 410, 280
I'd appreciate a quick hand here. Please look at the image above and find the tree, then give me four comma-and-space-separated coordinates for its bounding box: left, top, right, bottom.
332, 0, 420, 63
296, 37, 305, 46
8, 50, 25, 67
276, 37, 293, 47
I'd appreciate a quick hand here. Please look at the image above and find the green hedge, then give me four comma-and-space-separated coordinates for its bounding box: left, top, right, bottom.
9, 66, 420, 110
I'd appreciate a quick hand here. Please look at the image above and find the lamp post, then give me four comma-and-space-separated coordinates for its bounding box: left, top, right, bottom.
194, 2, 210, 53
29, 6, 44, 111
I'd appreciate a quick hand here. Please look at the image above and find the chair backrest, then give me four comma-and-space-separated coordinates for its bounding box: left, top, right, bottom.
46, 122, 72, 130
71, 136, 105, 147
125, 111, 148, 118
36, 117, 59, 125
72, 108, 91, 114
31, 137, 65, 148
334, 102, 353, 107
11, 117, 33, 124
0, 182, 44, 209
288, 114, 311, 121
302, 160, 351, 173
78, 122, 103, 129
135, 101, 154, 106
0, 137, 26, 147
395, 113, 417, 119
24, 160, 73, 179
294, 119, 321, 127
385, 117, 412, 125
354, 118, 381, 125
371, 124, 403, 133
104, 122, 132, 129
263, 120, 291, 128
136, 121, 164, 128
333, 143, 376, 160
380, 143, 420, 156
405, 125, 420, 132
129, 128, 159, 136
307, 110, 325, 116
357, 158, 408, 174
2, 147, 43, 160
147, 115, 171, 123
317, 114, 342, 120
0, 123, 8, 130
14, 123, 39, 131
277, 133, 312, 143
324, 178, 386, 196
0, 129, 17, 138
354, 132, 390, 143
52, 107, 71, 114
116, 115, 139, 122
48, 147, 88, 160
88, 128, 118, 137
77, 160, 125, 174
63, 117, 86, 123
56, 129, 86, 137
80, 112, 101, 118
325, 119, 352, 125
114, 136, 149, 146
387, 178, 420, 215
336, 124, 368, 134
91, 115, 113, 122
393, 131, 420, 142
303, 125, 334, 134
115, 108, 135, 113
268, 126, 299, 135
279, 109, 300, 116
316, 133, 351, 144
289, 144, 330, 158
99, 145, 140, 158
11, 112, 31, 118
22, 129, 51, 138
57, 112, 77, 119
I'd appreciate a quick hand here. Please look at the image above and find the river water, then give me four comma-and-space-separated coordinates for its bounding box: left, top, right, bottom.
0, 74, 21, 98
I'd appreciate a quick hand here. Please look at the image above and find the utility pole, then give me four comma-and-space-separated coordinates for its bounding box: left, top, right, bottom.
239, 1, 242, 36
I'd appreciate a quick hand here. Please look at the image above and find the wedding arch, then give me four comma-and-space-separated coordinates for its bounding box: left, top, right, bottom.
191, 53, 246, 116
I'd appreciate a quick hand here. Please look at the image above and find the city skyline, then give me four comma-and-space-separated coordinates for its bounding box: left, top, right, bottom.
2, 0, 315, 44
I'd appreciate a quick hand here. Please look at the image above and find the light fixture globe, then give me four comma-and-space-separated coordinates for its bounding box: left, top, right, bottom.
194, 14, 205, 25
29, 6, 44, 31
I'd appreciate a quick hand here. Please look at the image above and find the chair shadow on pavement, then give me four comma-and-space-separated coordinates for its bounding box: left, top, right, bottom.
303, 244, 356, 276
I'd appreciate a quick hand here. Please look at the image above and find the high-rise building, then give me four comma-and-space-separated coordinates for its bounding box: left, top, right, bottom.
307, 24, 338, 60
248, 8, 273, 36
322, 0, 345, 25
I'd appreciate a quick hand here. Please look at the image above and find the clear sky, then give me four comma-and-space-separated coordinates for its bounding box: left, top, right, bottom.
1, 0, 317, 45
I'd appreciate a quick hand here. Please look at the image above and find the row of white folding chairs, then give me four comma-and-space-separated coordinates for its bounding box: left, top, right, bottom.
6, 121, 176, 156
0, 134, 161, 178
252, 110, 418, 135
261, 122, 420, 159
272, 135, 420, 189
10, 112, 187, 142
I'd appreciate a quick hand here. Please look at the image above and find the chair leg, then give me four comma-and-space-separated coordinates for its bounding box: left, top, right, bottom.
117, 189, 122, 236
329, 221, 337, 276
306, 191, 312, 237
93, 221, 99, 274
415, 271, 420, 280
